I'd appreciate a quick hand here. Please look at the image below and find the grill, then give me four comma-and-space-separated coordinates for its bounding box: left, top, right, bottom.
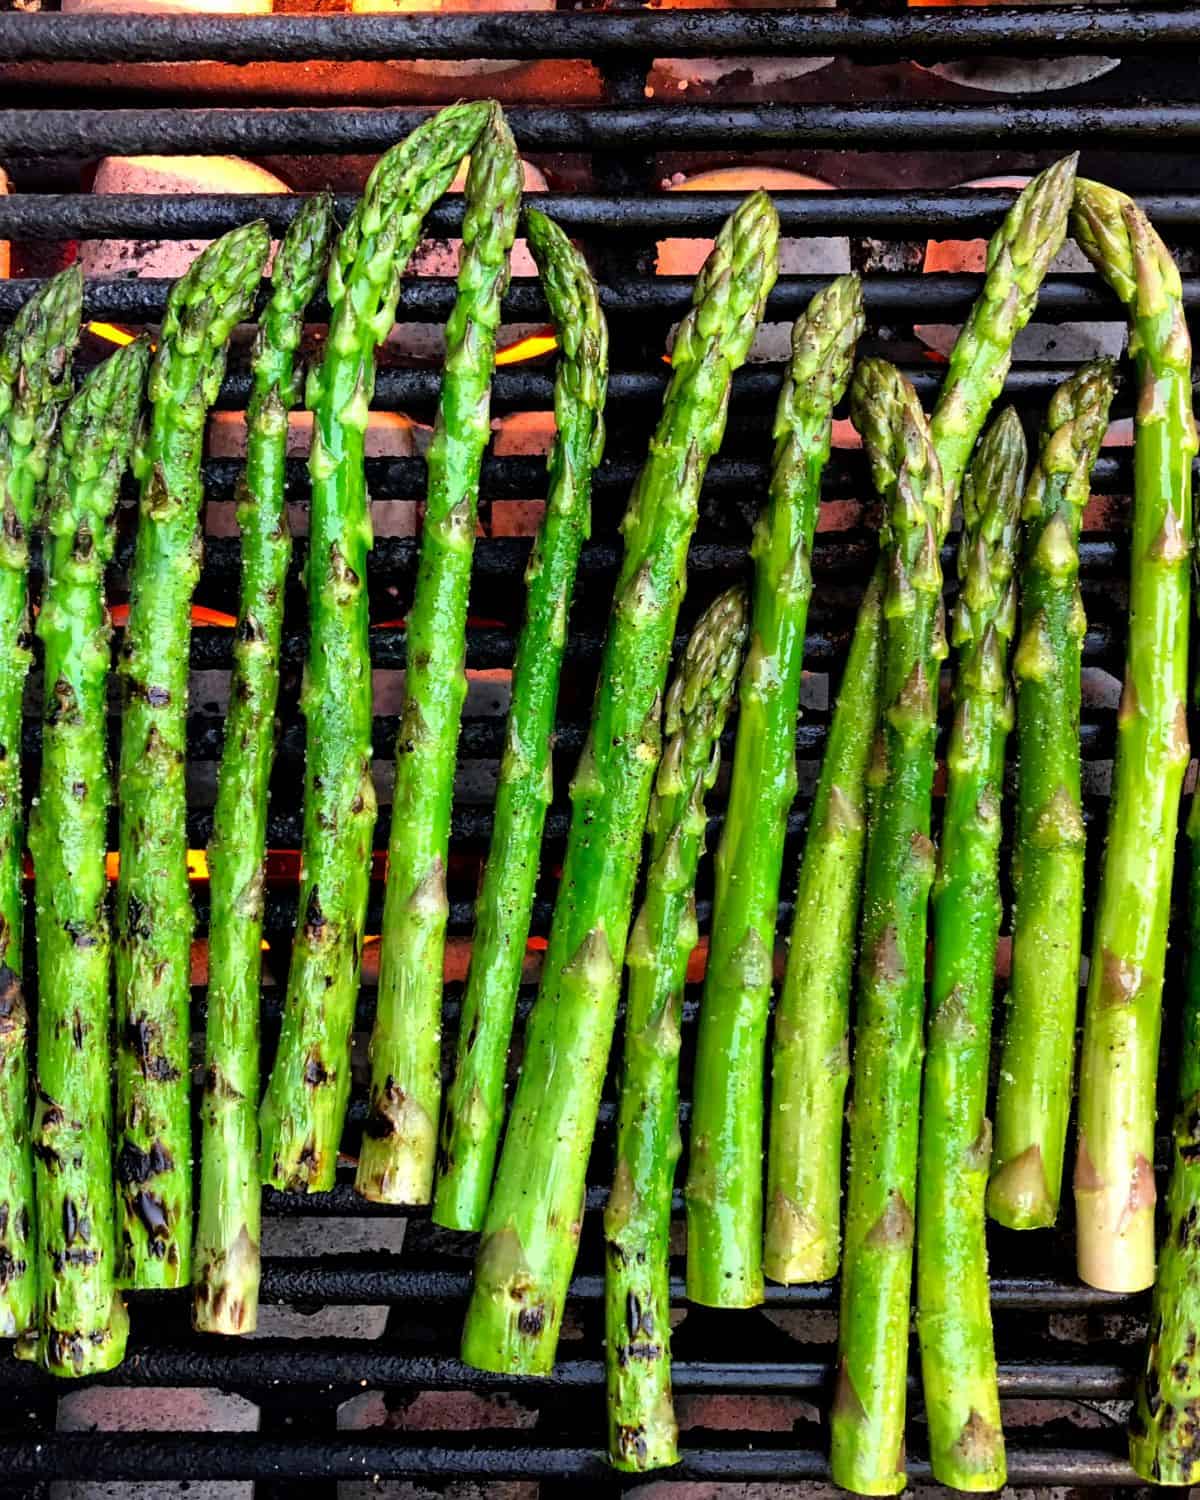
0, 5, 1197, 1493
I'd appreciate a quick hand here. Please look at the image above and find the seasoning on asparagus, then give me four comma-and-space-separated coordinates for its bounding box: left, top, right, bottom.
764, 571, 883, 1285
917, 408, 1025, 1493
1071, 183, 1195, 1293
461, 192, 779, 1377
260, 101, 491, 1193
1129, 790, 1200, 1483
765, 159, 1077, 1294
433, 209, 608, 1232
606, 586, 748, 1472
115, 221, 269, 1290
30, 338, 149, 1377
357, 106, 521, 1207
830, 359, 945, 1498
0, 265, 82, 1339
988, 361, 1116, 1231
687, 274, 863, 1309
194, 194, 334, 1335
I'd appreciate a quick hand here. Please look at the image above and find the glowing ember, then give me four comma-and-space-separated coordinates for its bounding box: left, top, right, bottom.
0, 167, 9, 281
104, 850, 211, 881
87, 322, 139, 348
494, 332, 558, 367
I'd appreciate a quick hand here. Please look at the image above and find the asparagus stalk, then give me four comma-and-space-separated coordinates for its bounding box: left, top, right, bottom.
1129, 788, 1200, 1483
764, 158, 1076, 1292
830, 359, 945, 1497
929, 154, 1078, 509
0, 266, 82, 1339
31, 339, 148, 1376
686, 274, 863, 1308
764, 571, 883, 1285
433, 209, 608, 1231
357, 106, 521, 1206
917, 408, 1026, 1492
1071, 183, 1195, 1292
606, 586, 748, 1472
114, 221, 269, 1290
461, 192, 779, 1376
988, 361, 1116, 1229
260, 101, 491, 1193
194, 195, 334, 1334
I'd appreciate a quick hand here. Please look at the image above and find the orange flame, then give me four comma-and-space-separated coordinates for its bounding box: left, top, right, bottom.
494, 331, 558, 366
109, 604, 237, 628
105, 850, 210, 881
88, 321, 137, 347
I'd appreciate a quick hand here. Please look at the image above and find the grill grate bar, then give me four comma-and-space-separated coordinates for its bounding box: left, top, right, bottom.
0, 1433, 1140, 1486
0, 273, 1186, 321
7, 189, 1200, 242
2, 6, 1194, 64
3, 103, 1199, 159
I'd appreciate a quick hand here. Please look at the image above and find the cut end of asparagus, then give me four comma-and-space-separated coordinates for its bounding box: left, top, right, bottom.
39, 1293, 130, 1379
1074, 1134, 1157, 1292
935, 1408, 1007, 1493
985, 1144, 1056, 1231
194, 1223, 260, 1336
763, 1189, 838, 1285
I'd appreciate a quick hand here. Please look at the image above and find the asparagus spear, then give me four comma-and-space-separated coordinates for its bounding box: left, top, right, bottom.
0, 266, 82, 1339
114, 221, 269, 1290
194, 195, 334, 1334
606, 586, 748, 1472
764, 572, 883, 1285
357, 106, 521, 1207
461, 193, 779, 1376
1071, 183, 1195, 1293
917, 408, 1025, 1492
686, 274, 863, 1308
764, 158, 1076, 1291
1129, 789, 1200, 1483
433, 209, 608, 1231
830, 359, 945, 1497
260, 101, 491, 1193
988, 361, 1116, 1230
30, 338, 149, 1376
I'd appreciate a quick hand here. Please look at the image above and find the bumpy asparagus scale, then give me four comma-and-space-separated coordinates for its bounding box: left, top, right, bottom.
765, 158, 1076, 1291
260, 101, 491, 1193
115, 221, 269, 1290
765, 570, 883, 1285
1072, 183, 1195, 1293
30, 339, 148, 1376
606, 586, 748, 1472
1129, 793, 1200, 1483
357, 107, 521, 1206
462, 193, 779, 1376
194, 195, 334, 1335
917, 408, 1025, 1493
687, 275, 863, 1308
433, 209, 608, 1231
988, 362, 1116, 1230
0, 266, 82, 1339
830, 360, 945, 1497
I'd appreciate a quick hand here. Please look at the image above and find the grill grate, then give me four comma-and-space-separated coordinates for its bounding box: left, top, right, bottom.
2, 6, 1198, 1492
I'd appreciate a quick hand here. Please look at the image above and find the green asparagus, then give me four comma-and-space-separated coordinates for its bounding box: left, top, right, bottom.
764, 157, 1076, 1293
606, 586, 748, 1472
830, 359, 945, 1497
30, 338, 148, 1376
194, 195, 334, 1334
1128, 789, 1200, 1483
260, 101, 491, 1193
1071, 183, 1195, 1292
765, 571, 883, 1285
917, 408, 1025, 1492
358, 106, 521, 1206
0, 266, 82, 1339
461, 192, 779, 1376
433, 209, 608, 1232
115, 221, 270, 1289
988, 362, 1116, 1230
687, 274, 863, 1308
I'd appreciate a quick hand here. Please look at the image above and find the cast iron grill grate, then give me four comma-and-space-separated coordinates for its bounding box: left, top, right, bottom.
0, 6, 1197, 1492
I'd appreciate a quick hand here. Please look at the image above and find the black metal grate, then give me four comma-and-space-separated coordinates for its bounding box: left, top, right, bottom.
1, 6, 1198, 1492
